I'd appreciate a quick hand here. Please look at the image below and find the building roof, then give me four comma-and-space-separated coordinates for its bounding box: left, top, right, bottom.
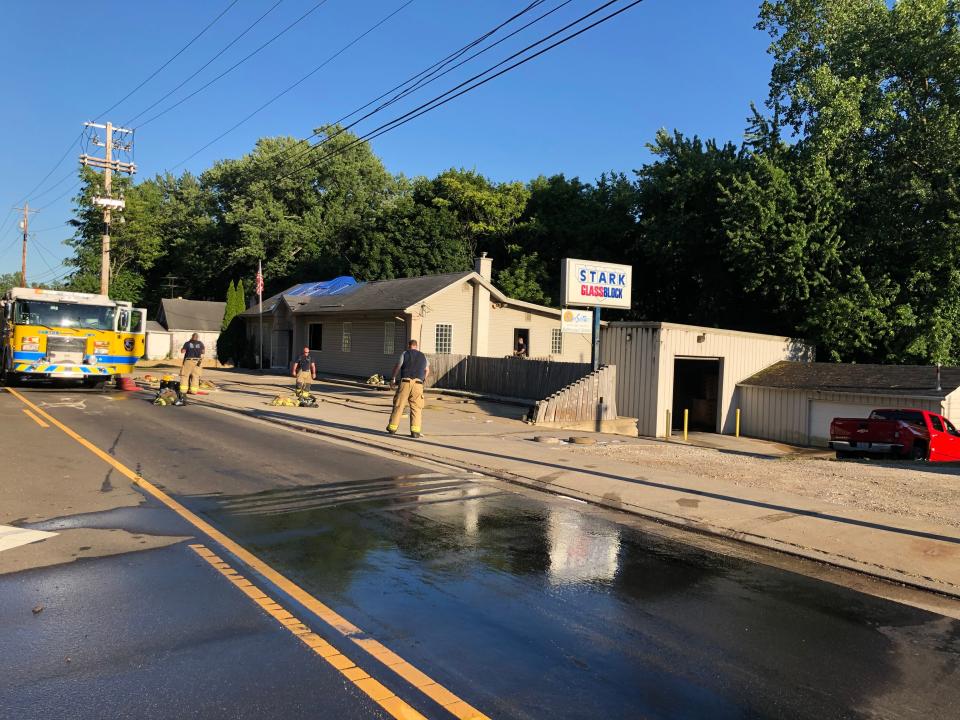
739, 361, 960, 399
240, 269, 569, 320
145, 320, 167, 333
159, 298, 226, 332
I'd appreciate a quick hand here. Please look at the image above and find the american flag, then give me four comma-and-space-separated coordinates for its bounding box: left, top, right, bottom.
255, 261, 264, 297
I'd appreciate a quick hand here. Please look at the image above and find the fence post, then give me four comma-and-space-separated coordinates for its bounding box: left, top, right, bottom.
683, 408, 688, 441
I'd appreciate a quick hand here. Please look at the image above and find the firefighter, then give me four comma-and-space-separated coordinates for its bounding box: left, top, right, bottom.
180, 333, 205, 394
292, 346, 316, 392
387, 339, 430, 438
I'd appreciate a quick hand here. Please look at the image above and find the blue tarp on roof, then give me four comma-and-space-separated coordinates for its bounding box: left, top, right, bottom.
285, 276, 359, 297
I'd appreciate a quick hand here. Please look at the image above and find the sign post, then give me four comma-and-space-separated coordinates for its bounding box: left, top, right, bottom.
592, 307, 602, 370
560, 258, 632, 370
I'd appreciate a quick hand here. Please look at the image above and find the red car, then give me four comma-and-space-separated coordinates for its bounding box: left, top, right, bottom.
829, 408, 960, 462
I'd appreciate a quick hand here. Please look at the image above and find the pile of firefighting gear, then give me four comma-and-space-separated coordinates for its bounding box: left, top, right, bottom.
269, 388, 318, 408
152, 376, 187, 406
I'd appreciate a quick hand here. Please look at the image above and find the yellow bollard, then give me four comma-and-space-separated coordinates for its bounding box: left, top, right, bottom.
665, 409, 671, 439
736, 408, 741, 438
683, 408, 689, 441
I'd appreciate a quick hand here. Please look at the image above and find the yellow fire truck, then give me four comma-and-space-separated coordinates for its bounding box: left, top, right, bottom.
1, 287, 145, 387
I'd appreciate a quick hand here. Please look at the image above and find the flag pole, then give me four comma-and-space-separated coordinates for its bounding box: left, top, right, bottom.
257, 260, 263, 371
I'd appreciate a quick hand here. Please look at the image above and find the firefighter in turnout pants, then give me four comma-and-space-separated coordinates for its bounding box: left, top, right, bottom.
387, 340, 430, 438
180, 333, 205, 394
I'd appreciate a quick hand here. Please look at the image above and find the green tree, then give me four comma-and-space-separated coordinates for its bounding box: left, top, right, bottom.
235, 278, 247, 314
750, 0, 960, 362
222, 280, 237, 331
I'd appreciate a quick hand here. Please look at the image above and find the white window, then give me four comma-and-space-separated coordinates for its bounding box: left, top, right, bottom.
383, 321, 395, 355
341, 322, 352, 352
551, 328, 563, 355
435, 324, 452, 354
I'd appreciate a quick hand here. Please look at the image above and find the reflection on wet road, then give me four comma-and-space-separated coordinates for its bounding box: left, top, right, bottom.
17, 389, 960, 720
196, 472, 960, 720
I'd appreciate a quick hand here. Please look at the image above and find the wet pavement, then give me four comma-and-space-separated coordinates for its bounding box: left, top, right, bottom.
4, 387, 960, 719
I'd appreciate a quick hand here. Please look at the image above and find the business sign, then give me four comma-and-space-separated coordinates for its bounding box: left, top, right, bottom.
561, 308, 593, 334
561, 258, 632, 310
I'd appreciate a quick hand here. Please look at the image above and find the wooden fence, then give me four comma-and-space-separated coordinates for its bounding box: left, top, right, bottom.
532, 365, 618, 425
426, 354, 592, 400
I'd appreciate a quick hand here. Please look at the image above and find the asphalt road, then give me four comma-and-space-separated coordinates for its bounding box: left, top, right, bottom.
3, 386, 960, 720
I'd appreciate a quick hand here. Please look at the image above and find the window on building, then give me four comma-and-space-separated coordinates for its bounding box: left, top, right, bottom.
551, 328, 563, 355
435, 324, 452, 354
309, 324, 323, 351
341, 322, 352, 352
383, 321, 396, 355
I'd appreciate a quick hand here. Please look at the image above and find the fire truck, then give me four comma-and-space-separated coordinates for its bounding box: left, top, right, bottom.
1, 287, 145, 387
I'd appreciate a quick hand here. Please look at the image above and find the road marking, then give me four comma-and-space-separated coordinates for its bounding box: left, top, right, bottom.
188, 544, 428, 720
5, 387, 491, 720
22, 408, 49, 428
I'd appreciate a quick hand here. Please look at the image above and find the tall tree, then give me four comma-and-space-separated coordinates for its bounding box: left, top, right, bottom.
222, 280, 237, 332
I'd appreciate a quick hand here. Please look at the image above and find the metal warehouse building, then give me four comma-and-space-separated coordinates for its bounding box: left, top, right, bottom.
600, 323, 814, 438
737, 362, 960, 447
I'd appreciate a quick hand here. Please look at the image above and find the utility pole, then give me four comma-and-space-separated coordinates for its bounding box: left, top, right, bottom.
80, 121, 136, 296
162, 275, 180, 299
14, 203, 38, 287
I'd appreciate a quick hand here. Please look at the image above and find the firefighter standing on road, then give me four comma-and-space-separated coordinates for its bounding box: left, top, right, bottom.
180, 333, 205, 394
292, 347, 316, 392
387, 339, 430, 438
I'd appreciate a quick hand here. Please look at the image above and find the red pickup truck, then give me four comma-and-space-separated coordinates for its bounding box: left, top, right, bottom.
829, 408, 960, 462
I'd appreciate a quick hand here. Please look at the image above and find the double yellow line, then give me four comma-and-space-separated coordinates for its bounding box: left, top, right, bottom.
8, 387, 490, 720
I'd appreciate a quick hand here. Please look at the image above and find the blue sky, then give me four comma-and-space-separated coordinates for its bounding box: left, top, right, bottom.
0, 0, 773, 278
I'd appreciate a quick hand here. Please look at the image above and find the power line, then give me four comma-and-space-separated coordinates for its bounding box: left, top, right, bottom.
122, 0, 286, 127
30, 222, 73, 234
27, 168, 77, 202
169, 0, 416, 171
96, 0, 242, 120
280, 0, 574, 173
1, 1, 239, 225
279, 0, 643, 184
135, 0, 334, 130
259, 0, 551, 171
35, 180, 83, 212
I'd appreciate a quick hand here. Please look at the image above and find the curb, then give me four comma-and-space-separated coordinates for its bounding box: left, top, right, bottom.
193, 394, 960, 601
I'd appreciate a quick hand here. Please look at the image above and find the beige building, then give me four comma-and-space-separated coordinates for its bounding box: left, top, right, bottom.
738, 362, 960, 447
600, 322, 814, 437
145, 298, 226, 361
241, 257, 592, 376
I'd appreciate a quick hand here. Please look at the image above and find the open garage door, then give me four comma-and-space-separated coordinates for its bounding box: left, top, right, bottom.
808, 399, 878, 447
673, 358, 721, 432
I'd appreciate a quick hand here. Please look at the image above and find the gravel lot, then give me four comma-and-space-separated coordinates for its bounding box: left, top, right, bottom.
575, 440, 960, 529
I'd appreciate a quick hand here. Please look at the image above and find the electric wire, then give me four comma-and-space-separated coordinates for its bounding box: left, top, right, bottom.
260, 0, 551, 170
135, 0, 333, 130
275, 0, 574, 173
169, 0, 415, 170
95, 0, 242, 120
36, 181, 83, 212
122, 0, 285, 127
279, 0, 643, 184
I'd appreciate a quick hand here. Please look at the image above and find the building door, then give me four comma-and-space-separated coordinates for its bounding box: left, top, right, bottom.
807, 399, 878, 447
672, 358, 721, 431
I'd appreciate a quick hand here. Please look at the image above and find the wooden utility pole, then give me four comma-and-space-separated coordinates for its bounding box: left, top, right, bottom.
14, 202, 38, 287
80, 121, 136, 296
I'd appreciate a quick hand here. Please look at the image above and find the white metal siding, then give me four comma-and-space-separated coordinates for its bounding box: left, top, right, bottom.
602, 323, 811, 437
599, 325, 661, 436
738, 386, 943, 446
